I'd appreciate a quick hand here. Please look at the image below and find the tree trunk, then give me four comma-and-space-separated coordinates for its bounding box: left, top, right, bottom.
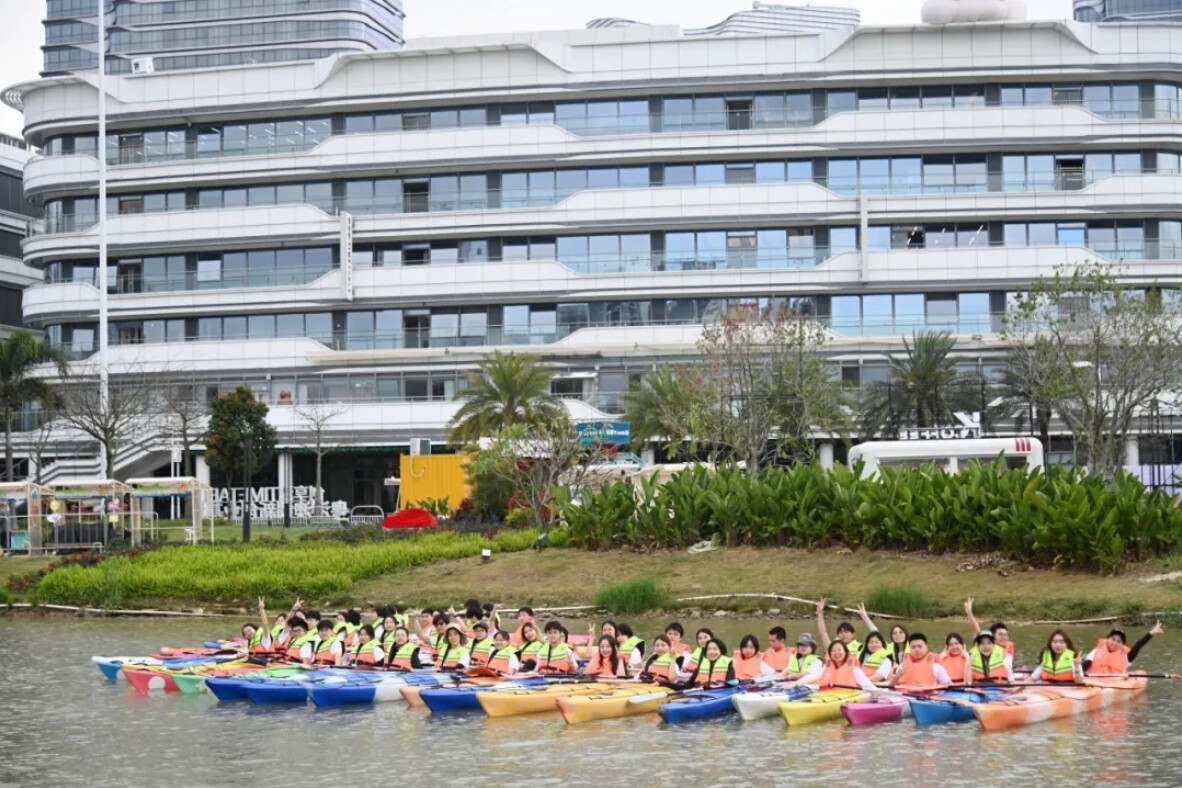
242, 442, 253, 544
4, 409, 12, 483
315, 452, 323, 517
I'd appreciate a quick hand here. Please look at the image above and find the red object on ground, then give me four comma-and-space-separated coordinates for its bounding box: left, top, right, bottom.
381, 508, 438, 529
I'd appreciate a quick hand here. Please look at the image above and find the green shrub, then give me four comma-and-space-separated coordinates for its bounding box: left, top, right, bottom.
0, 587, 12, 606
864, 585, 939, 619
554, 461, 1182, 571
593, 576, 670, 614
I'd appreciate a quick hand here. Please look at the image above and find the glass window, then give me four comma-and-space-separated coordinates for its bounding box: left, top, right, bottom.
663, 97, 694, 130
198, 189, 222, 209
557, 236, 590, 269
277, 313, 304, 338
831, 296, 861, 334
197, 127, 221, 157
1025, 85, 1053, 105
695, 97, 725, 130
725, 163, 756, 184
248, 185, 276, 205
953, 86, 985, 108
921, 86, 953, 109
459, 311, 487, 345
894, 294, 925, 332
305, 313, 332, 342
276, 183, 304, 204
530, 309, 556, 341
892, 158, 922, 192
247, 122, 275, 153
587, 169, 618, 190
891, 87, 921, 110
786, 160, 813, 182
460, 107, 487, 127
664, 165, 695, 187
754, 94, 785, 127
923, 156, 956, 192
197, 257, 221, 285
1000, 86, 1025, 106
828, 160, 858, 194
459, 240, 489, 262
345, 115, 375, 134
1028, 223, 1057, 246
858, 88, 889, 111
430, 311, 459, 346
556, 103, 588, 133
374, 112, 400, 132
860, 159, 890, 194
198, 317, 221, 340
304, 118, 331, 145
556, 169, 587, 198
248, 314, 275, 339
827, 91, 856, 116
831, 227, 858, 255
222, 188, 246, 208
619, 167, 649, 188
222, 316, 247, 340
430, 109, 458, 129
755, 161, 786, 183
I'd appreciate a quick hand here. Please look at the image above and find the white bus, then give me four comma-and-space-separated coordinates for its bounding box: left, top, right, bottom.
847, 437, 1044, 478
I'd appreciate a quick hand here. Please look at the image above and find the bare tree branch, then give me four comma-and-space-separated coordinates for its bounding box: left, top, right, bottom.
294, 401, 347, 515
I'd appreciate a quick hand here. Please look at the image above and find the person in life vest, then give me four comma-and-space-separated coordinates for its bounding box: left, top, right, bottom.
680, 628, 715, 678
665, 622, 692, 665
858, 631, 894, 685
369, 606, 389, 641
469, 621, 496, 668
387, 626, 432, 670
517, 622, 545, 672
310, 620, 343, 666
855, 603, 909, 664
1028, 629, 1083, 683
535, 620, 579, 674
409, 609, 438, 656
304, 610, 322, 635
346, 625, 385, 668
380, 615, 400, 654
486, 630, 521, 675
936, 632, 967, 685
815, 598, 862, 656
617, 624, 646, 674
1082, 622, 1164, 677
889, 634, 953, 690
682, 638, 736, 688
583, 635, 628, 678
763, 627, 792, 673
435, 623, 472, 671
640, 635, 678, 682
510, 606, 536, 646
800, 640, 877, 691
772, 633, 824, 682
965, 598, 1015, 667
283, 617, 315, 662
333, 610, 350, 643
483, 603, 502, 633
733, 635, 764, 681
966, 630, 1013, 685
243, 597, 273, 655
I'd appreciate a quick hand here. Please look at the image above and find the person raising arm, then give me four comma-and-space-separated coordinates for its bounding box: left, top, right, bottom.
1082, 622, 1164, 676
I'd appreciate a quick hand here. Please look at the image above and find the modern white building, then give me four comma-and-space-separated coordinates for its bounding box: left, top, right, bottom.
1074, 0, 1182, 22
589, 3, 860, 35
0, 135, 39, 334
42, 0, 405, 76
6, 13, 1182, 506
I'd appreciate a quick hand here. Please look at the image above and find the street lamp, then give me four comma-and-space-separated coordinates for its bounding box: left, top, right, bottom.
96, 0, 110, 478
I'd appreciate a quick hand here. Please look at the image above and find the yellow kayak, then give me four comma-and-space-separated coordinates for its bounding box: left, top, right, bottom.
779, 689, 869, 726
556, 684, 673, 724
477, 682, 613, 717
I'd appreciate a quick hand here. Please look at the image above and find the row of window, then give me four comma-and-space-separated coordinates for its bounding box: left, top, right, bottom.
107, 20, 401, 54
41, 80, 1182, 162
43, 20, 96, 46
112, 0, 404, 28
47, 291, 1009, 357
39, 150, 1182, 234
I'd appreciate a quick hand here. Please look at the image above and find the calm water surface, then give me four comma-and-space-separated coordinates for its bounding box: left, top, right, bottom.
1, 617, 1180, 787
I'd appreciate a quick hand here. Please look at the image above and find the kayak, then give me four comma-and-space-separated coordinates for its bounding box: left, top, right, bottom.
403, 676, 512, 708
556, 684, 673, 724
305, 671, 449, 708
660, 685, 812, 724
420, 678, 547, 713
841, 692, 913, 725
973, 675, 1148, 731
909, 686, 1013, 725
123, 659, 257, 693
733, 685, 816, 721
477, 682, 613, 717
92, 654, 237, 681
779, 689, 870, 726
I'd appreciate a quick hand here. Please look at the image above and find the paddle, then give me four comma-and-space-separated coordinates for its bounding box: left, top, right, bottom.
628, 675, 782, 705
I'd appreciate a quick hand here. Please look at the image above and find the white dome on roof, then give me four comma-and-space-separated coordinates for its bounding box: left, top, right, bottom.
921, 0, 1028, 24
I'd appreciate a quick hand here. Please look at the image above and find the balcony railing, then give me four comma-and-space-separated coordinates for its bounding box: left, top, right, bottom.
42, 264, 337, 294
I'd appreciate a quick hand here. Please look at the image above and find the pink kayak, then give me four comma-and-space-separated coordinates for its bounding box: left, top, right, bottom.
841, 692, 912, 725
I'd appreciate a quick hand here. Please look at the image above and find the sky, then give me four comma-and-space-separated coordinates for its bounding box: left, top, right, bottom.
0, 0, 1073, 137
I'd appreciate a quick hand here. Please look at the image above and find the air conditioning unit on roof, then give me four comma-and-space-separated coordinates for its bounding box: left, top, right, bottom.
131, 57, 155, 75
410, 438, 431, 456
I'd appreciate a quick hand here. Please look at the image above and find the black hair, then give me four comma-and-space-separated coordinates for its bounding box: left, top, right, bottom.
828, 640, 850, 660
388, 604, 400, 615
909, 632, 928, 644
473, 620, 489, 632
665, 622, 684, 636
601, 620, 618, 635
317, 620, 334, 633
288, 616, 308, 631
482, 603, 495, 613
1041, 629, 1077, 661
769, 626, 787, 640
517, 606, 534, 616
465, 606, 483, 621
359, 625, 375, 639
306, 610, 321, 621
347, 610, 362, 626
493, 630, 512, 642
393, 626, 410, 638
543, 619, 563, 633
945, 632, 965, 647
617, 623, 634, 638
241, 622, 256, 634
889, 624, 910, 643
990, 622, 1009, 634
864, 630, 886, 653
337, 610, 349, 620
696, 628, 715, 642
836, 622, 856, 634
653, 634, 671, 648
739, 634, 760, 653
464, 598, 481, 610
596, 635, 623, 673
705, 638, 728, 656
432, 613, 450, 627
375, 605, 389, 619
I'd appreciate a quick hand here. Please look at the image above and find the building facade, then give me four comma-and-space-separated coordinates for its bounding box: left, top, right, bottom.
589, 3, 860, 35
1074, 0, 1182, 22
0, 135, 38, 334
7, 16, 1182, 505
42, 0, 405, 77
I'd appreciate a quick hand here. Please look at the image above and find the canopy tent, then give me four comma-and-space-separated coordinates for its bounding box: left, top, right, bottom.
48, 480, 131, 550
0, 482, 50, 554
126, 477, 213, 546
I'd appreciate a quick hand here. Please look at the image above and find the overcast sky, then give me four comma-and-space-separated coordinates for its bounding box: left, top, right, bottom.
0, 0, 1073, 137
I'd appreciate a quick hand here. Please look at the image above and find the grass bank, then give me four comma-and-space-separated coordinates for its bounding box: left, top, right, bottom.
350, 547, 1182, 623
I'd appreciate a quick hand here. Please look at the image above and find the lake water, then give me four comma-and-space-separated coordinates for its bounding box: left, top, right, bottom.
1, 616, 1180, 787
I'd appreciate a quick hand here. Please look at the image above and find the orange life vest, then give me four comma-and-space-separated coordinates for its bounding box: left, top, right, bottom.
642, 653, 675, 681
486, 647, 516, 674
312, 638, 340, 665
390, 645, 419, 670
1005, 641, 1015, 656
1087, 639, 1130, 676
896, 652, 939, 689
582, 652, 623, 678
351, 642, 381, 667
818, 656, 861, 689
510, 620, 530, 646
733, 651, 764, 681
763, 647, 791, 672
937, 651, 966, 685
694, 656, 733, 687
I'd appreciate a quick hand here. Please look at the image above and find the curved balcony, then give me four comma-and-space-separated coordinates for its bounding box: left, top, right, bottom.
21, 105, 1182, 198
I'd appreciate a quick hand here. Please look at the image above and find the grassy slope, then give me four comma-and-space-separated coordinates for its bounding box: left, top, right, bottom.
0, 556, 52, 584
349, 547, 1182, 621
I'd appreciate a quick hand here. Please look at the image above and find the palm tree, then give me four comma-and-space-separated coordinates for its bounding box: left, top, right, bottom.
448, 351, 564, 445
859, 331, 982, 438
0, 331, 67, 481
986, 347, 1052, 468
622, 365, 704, 459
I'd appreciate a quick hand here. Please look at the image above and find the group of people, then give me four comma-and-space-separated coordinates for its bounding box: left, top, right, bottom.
235, 594, 1164, 691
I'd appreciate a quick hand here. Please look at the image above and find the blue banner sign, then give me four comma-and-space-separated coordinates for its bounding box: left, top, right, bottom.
577, 420, 631, 445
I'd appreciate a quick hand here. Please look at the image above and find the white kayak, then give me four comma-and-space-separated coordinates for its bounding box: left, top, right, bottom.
733, 686, 810, 721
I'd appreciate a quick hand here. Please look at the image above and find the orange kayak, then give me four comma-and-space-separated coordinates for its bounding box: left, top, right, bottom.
973, 674, 1148, 731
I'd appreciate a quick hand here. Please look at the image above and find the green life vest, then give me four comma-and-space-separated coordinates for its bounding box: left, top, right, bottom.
393, 642, 420, 666
1040, 649, 1077, 681
314, 635, 338, 655
248, 628, 264, 648
471, 638, 495, 658
789, 653, 821, 673
686, 646, 704, 666
333, 621, 348, 634
270, 623, 285, 639
519, 640, 544, 660
699, 654, 732, 683
970, 646, 1007, 680
536, 642, 572, 671
287, 633, 315, 654
437, 645, 471, 668
862, 648, 890, 671
352, 640, 381, 662
620, 636, 645, 657
886, 641, 911, 661
644, 651, 676, 677
842, 638, 862, 656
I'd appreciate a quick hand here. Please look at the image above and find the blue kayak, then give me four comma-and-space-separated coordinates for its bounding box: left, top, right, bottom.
420, 678, 548, 713
92, 654, 237, 681
659, 684, 812, 724
909, 687, 1012, 725
305, 672, 450, 708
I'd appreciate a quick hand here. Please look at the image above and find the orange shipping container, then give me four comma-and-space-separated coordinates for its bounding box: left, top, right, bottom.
398, 454, 471, 511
